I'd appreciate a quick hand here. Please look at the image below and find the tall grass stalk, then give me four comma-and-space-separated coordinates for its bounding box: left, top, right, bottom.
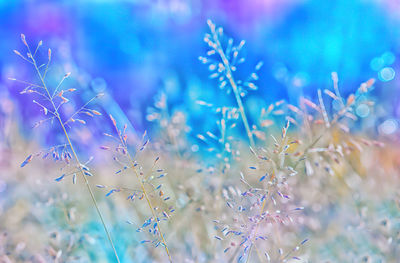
14, 35, 120, 263
207, 20, 256, 149
109, 115, 172, 262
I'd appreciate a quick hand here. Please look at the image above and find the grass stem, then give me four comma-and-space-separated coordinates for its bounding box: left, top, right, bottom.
28, 49, 120, 263
210, 24, 256, 149
111, 118, 172, 262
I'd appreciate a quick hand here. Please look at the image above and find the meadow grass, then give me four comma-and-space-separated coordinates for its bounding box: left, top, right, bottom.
11, 35, 120, 262
99, 114, 172, 262
2, 21, 397, 262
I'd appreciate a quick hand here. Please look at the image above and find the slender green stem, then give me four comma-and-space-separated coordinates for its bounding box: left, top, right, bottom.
227, 72, 256, 149
29, 52, 120, 263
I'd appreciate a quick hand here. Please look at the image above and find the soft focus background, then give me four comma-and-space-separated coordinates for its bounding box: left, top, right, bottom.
1, 0, 400, 262
1, 0, 400, 134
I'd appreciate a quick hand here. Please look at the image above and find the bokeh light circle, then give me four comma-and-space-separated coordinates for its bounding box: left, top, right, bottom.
379, 119, 398, 135
378, 67, 395, 82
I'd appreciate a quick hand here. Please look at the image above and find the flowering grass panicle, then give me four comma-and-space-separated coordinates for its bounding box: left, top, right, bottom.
11, 35, 120, 263
200, 20, 264, 149
211, 121, 307, 263
98, 114, 173, 262
195, 102, 241, 172
196, 21, 385, 263
198, 21, 309, 262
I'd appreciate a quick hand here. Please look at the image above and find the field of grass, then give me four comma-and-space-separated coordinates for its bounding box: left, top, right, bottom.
1, 15, 400, 263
